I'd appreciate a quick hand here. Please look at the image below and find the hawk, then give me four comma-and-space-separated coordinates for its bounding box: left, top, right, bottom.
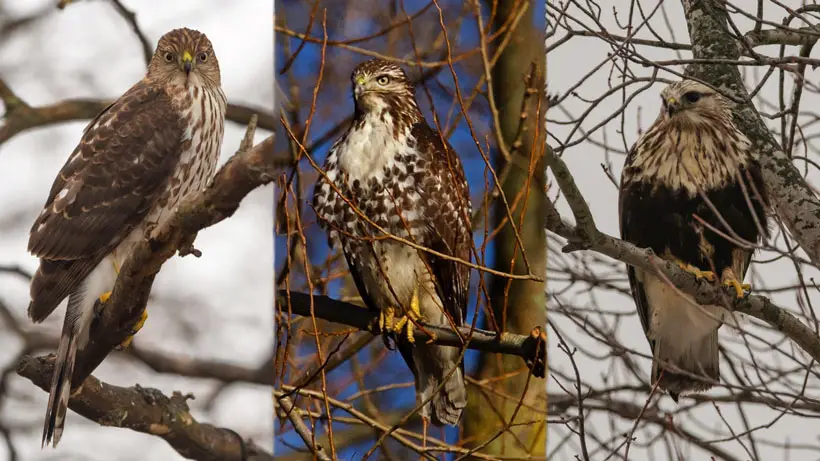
312, 59, 472, 427
619, 80, 769, 401
27, 28, 226, 447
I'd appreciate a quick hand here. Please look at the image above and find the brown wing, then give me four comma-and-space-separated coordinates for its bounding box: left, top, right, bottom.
411, 123, 472, 328
27, 80, 185, 321
618, 145, 654, 349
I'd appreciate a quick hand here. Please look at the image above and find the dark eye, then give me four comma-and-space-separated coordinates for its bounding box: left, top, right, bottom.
198, 52, 208, 63
376, 75, 390, 85
683, 91, 702, 103
164, 52, 174, 62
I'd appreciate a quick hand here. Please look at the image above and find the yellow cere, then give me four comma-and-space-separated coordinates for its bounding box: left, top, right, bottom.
182, 51, 193, 62
355, 76, 366, 85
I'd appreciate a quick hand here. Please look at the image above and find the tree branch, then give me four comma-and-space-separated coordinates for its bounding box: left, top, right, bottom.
277, 291, 546, 378
276, 395, 332, 461
16, 355, 273, 461
0, 87, 275, 145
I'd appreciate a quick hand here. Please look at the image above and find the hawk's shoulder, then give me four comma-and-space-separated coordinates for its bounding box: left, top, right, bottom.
28, 80, 187, 260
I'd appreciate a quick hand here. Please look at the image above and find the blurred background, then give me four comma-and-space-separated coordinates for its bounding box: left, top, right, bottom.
547, 1, 820, 460
275, 0, 547, 459
0, 1, 274, 459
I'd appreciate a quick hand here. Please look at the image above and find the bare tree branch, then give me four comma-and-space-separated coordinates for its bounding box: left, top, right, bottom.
17, 355, 273, 461
0, 85, 275, 145
278, 291, 546, 378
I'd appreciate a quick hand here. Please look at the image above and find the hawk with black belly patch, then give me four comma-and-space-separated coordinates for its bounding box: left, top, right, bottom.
313, 59, 472, 427
619, 80, 769, 401
28, 28, 226, 447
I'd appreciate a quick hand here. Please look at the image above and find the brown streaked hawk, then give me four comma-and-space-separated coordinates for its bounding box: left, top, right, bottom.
27, 27, 227, 447
312, 59, 473, 426
619, 80, 769, 401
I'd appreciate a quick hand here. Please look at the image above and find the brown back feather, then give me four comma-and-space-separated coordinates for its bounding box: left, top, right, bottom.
27, 80, 185, 320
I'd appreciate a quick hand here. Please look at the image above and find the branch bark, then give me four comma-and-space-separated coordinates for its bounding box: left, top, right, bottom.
277, 291, 546, 378
17, 355, 273, 461
680, 0, 820, 265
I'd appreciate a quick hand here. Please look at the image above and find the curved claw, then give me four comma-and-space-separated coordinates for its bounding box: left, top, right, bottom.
723, 278, 750, 299
676, 262, 715, 282
116, 309, 148, 351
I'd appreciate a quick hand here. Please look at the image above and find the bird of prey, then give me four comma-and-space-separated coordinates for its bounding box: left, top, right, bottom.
313, 59, 473, 427
619, 80, 769, 401
27, 28, 226, 447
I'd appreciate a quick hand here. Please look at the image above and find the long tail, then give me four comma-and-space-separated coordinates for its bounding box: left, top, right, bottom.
42, 292, 82, 448
652, 329, 720, 401
410, 342, 466, 426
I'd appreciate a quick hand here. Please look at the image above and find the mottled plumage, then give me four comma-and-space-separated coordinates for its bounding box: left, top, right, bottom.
28, 28, 226, 447
313, 59, 472, 426
619, 80, 769, 400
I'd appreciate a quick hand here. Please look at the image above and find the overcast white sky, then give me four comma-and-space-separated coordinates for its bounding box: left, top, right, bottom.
0, 1, 274, 459
548, 1, 820, 460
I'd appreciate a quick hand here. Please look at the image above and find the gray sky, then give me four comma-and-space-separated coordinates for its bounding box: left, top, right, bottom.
548, 1, 820, 459
0, 1, 274, 459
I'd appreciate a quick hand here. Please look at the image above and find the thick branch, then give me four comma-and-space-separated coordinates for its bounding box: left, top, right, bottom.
17, 355, 272, 461
681, 0, 820, 265
277, 291, 546, 378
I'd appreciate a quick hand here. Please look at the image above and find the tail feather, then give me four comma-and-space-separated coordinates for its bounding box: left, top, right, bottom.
412, 343, 466, 426
652, 328, 720, 399
42, 292, 82, 448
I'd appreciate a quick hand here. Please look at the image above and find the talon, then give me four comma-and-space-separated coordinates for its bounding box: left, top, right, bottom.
677, 262, 715, 282
99, 291, 112, 303
393, 316, 416, 344
401, 282, 431, 344
116, 309, 148, 350
721, 269, 750, 299
379, 306, 396, 334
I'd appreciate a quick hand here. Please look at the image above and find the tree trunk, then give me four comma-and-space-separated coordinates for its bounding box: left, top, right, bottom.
462, 0, 547, 457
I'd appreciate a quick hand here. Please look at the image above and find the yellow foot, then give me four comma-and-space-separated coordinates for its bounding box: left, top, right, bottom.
721, 269, 750, 299
676, 262, 715, 282
378, 305, 398, 335
99, 291, 112, 303
116, 309, 148, 350
393, 282, 435, 344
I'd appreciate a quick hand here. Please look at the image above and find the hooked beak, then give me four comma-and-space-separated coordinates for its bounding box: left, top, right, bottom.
182, 51, 193, 74
353, 76, 366, 99
666, 97, 680, 116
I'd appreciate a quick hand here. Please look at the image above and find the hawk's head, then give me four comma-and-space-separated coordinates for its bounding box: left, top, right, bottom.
148, 28, 221, 88
351, 59, 419, 116
658, 80, 732, 127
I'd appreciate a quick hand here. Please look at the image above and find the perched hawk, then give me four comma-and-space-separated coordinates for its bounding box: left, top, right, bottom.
313, 59, 472, 426
28, 28, 226, 447
619, 80, 769, 401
